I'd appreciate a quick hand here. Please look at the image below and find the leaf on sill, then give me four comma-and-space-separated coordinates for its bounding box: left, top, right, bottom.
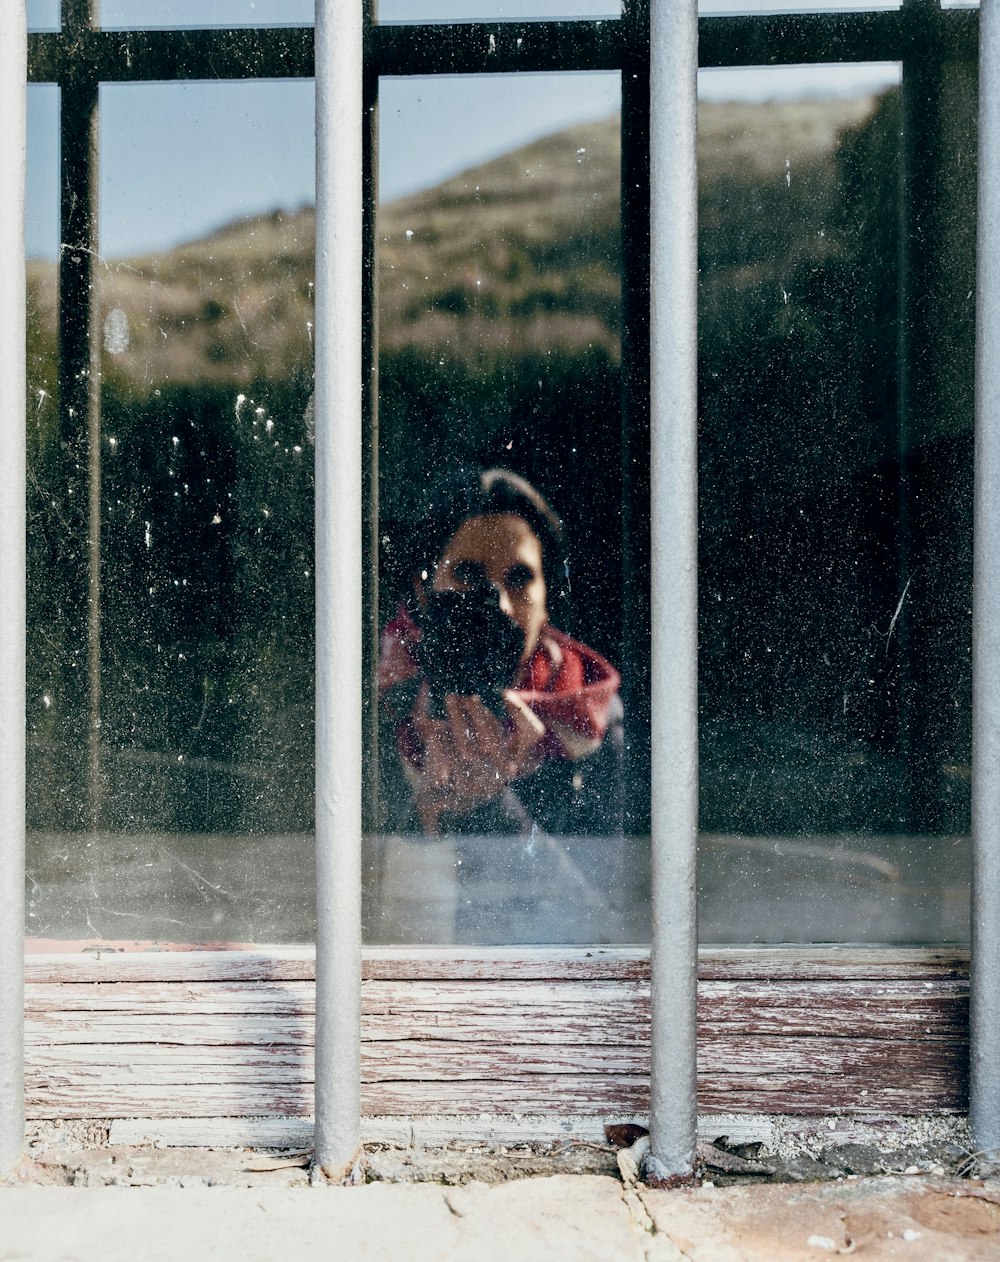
604, 1123, 649, 1149
698, 1142, 776, 1176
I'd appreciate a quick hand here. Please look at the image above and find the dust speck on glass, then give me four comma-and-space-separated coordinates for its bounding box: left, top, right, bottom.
24, 3, 976, 948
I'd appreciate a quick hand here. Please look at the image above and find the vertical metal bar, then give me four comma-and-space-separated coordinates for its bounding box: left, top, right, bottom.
0, 0, 27, 1176
972, 0, 1000, 1161
314, 0, 364, 1177
646, 0, 699, 1182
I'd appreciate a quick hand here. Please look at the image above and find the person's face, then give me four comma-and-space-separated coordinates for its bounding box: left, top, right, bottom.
432, 513, 549, 661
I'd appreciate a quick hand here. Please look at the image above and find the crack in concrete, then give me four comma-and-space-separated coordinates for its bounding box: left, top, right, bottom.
617, 1140, 693, 1262
623, 1183, 693, 1261
442, 1191, 465, 1218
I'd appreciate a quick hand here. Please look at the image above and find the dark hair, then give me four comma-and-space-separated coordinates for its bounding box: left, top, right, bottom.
394, 466, 572, 626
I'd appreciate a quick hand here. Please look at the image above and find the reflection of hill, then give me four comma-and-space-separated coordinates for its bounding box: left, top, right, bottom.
378, 118, 620, 364
26, 96, 880, 393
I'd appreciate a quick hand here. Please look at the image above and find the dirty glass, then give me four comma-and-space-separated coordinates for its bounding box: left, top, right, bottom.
379, 0, 619, 21
100, 1, 314, 27
26, 80, 318, 944
24, 15, 977, 950
700, 1, 900, 12
368, 72, 634, 944
25, 84, 61, 941
697, 62, 974, 943
25, 86, 58, 261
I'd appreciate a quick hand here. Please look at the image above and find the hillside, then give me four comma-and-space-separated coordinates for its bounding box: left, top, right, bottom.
28, 85, 948, 841
26, 94, 879, 394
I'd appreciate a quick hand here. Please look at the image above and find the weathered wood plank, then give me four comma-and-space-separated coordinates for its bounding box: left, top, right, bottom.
25, 978, 644, 1016
25, 1008, 646, 1048
694, 948, 969, 982
25, 1010, 967, 1053
22, 946, 649, 983
695, 1081, 965, 1115
25, 977, 968, 1042
26, 1076, 650, 1119
22, 945, 971, 984
257, 1068, 938, 1112
25, 1069, 965, 1120
26, 1034, 964, 1087
29, 1040, 644, 1082
21, 947, 972, 1122
697, 979, 969, 1039
29, 1043, 311, 1086
26, 1012, 315, 1047
27, 1082, 313, 1119
25, 980, 319, 1016
697, 1036, 966, 1078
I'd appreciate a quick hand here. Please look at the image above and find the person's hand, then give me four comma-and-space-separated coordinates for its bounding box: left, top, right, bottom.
410, 688, 545, 834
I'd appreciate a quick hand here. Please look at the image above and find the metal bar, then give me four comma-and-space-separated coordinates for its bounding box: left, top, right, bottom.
28, 28, 315, 82
699, 6, 974, 67
28, 5, 980, 84
647, 0, 698, 1182
64, 0, 95, 28
313, 0, 364, 1179
372, 19, 625, 73
972, 0, 1000, 1162
700, 9, 901, 65
0, 0, 27, 1176
28, 19, 618, 83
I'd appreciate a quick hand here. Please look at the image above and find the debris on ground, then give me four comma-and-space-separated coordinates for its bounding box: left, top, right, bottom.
7, 1113, 995, 1191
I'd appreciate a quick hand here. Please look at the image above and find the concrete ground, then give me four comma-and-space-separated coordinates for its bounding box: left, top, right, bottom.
2, 1172, 1000, 1261
4, 1119, 999, 1261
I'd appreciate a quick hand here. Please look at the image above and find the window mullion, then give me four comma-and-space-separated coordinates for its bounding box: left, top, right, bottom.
314, 0, 365, 1179
647, 0, 699, 1182
971, 0, 1000, 1163
0, 0, 27, 1176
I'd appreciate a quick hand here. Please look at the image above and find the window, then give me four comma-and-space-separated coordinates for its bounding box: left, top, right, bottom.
6, 0, 988, 1174
25, 1, 979, 950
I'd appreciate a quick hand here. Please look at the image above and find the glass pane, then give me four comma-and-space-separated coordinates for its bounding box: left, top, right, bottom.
100, 81, 315, 258
27, 81, 317, 944
26, 86, 58, 262
380, 72, 620, 204
26, 86, 60, 944
701, 62, 901, 105
697, 62, 974, 943
28, 0, 60, 31
700, 0, 900, 12
100, 0, 314, 28
370, 73, 632, 944
379, 0, 619, 25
